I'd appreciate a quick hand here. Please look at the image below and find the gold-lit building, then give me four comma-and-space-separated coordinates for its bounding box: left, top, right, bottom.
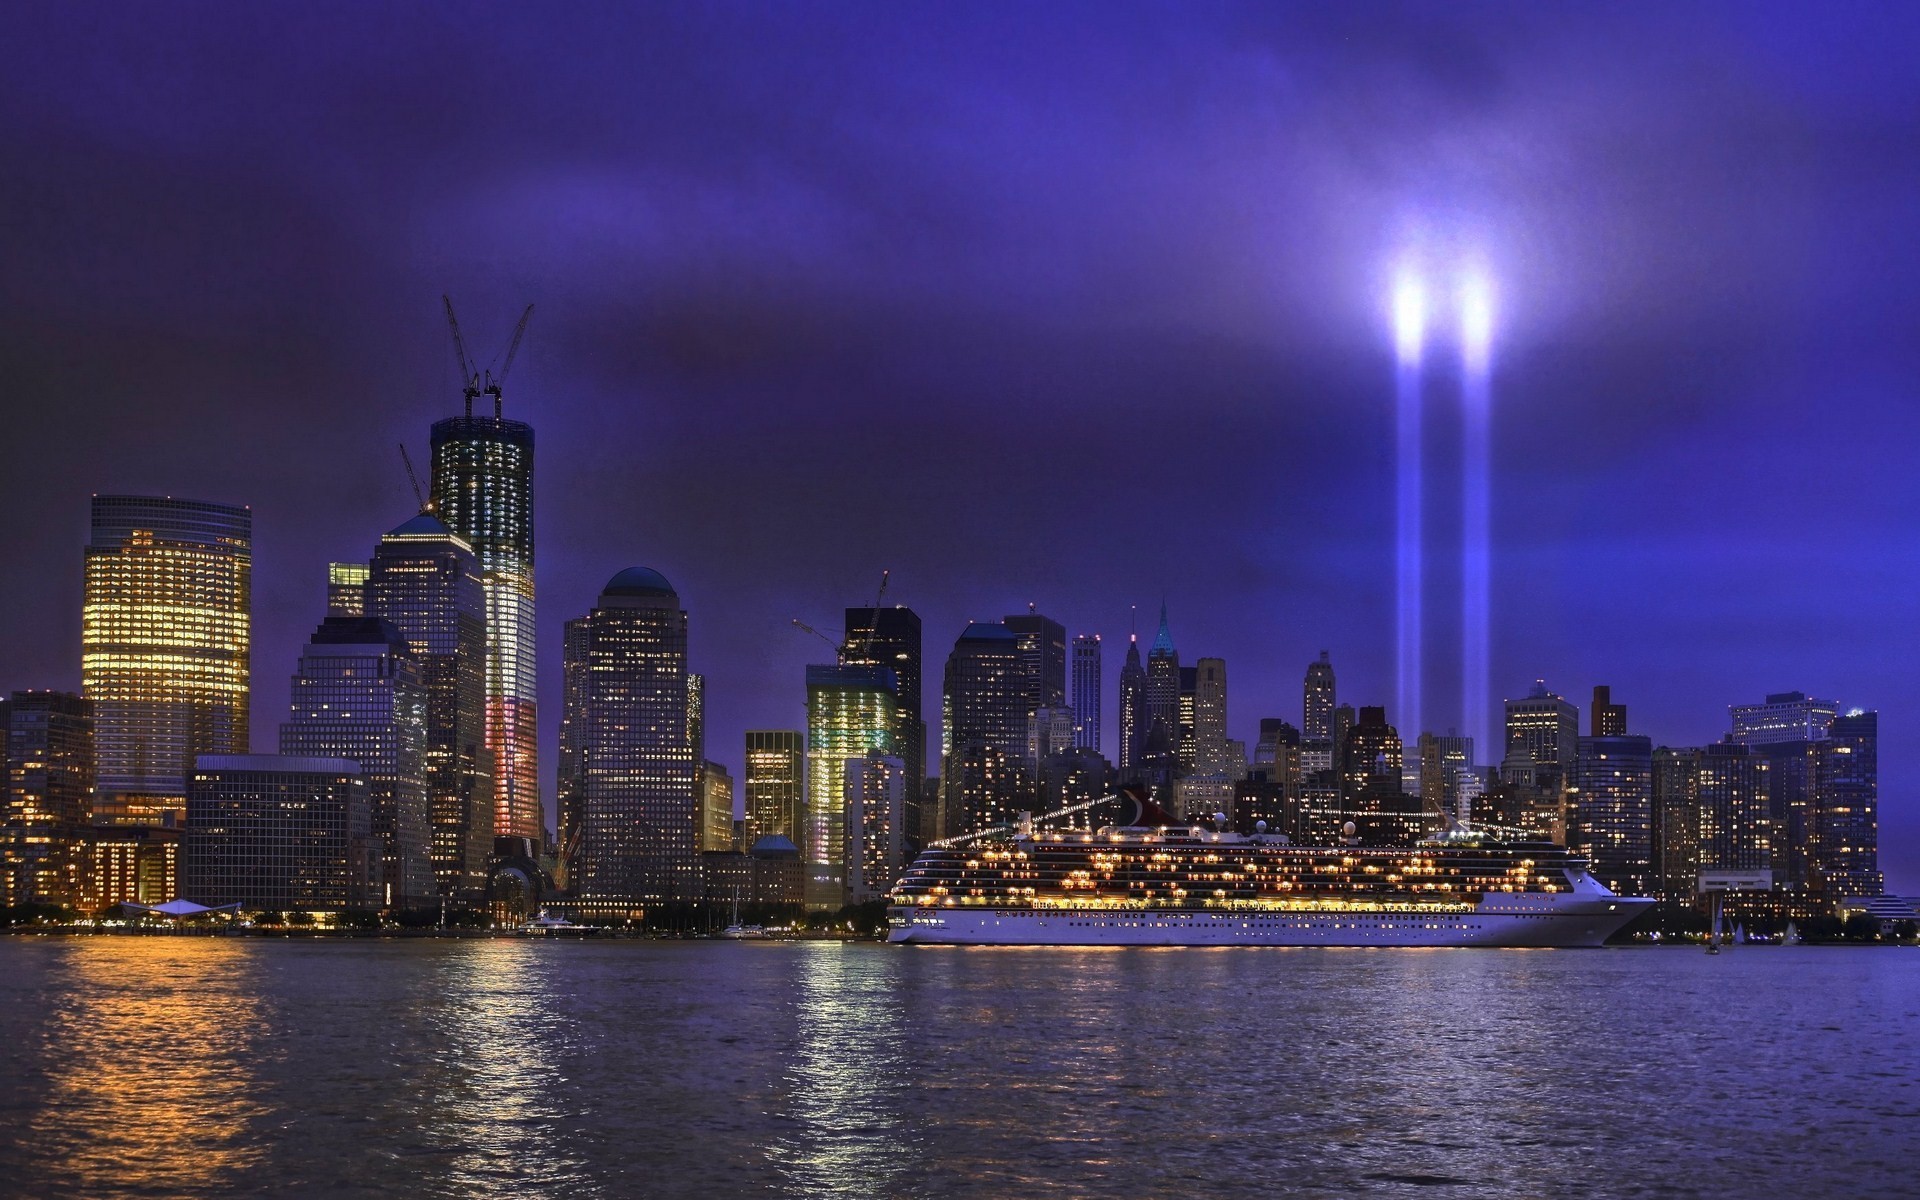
83, 496, 251, 826
2, 691, 95, 909
84, 825, 180, 911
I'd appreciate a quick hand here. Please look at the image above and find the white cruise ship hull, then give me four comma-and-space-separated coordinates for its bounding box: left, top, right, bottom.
888, 895, 1653, 948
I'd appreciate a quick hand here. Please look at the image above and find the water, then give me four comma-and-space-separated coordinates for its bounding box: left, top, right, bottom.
0, 940, 1916, 1199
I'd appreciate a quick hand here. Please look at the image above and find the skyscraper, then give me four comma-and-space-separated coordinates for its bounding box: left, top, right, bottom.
1191, 657, 1230, 777
1503, 680, 1579, 795
1652, 747, 1702, 904
1729, 692, 1838, 745
1117, 635, 1147, 775
1697, 741, 1770, 873
1341, 707, 1421, 845
699, 761, 736, 853
1303, 652, 1335, 746
1070, 633, 1102, 753
1815, 711, 1880, 898
83, 495, 251, 826
278, 616, 434, 907
1570, 725, 1655, 898
844, 752, 907, 903
842, 605, 925, 840
562, 568, 698, 913
365, 513, 492, 896
1145, 605, 1180, 769
942, 622, 1028, 837
1003, 608, 1068, 713
806, 664, 896, 905
3, 692, 94, 909
743, 730, 806, 848
430, 403, 539, 843
184, 755, 374, 911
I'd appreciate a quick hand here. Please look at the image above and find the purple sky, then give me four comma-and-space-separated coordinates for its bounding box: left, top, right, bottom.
3, 3, 1917, 889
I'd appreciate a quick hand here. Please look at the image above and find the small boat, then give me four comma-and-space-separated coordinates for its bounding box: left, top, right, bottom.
720, 924, 769, 940
523, 911, 597, 937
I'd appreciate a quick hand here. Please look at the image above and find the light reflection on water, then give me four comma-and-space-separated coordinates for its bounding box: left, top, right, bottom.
0, 940, 1917, 1198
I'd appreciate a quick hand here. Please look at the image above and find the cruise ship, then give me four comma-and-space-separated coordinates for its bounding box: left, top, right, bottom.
888, 796, 1653, 948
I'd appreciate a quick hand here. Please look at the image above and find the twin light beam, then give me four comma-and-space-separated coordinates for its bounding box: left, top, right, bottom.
1392, 265, 1496, 757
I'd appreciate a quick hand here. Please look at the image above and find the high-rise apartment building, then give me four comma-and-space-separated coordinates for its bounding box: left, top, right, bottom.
805, 664, 897, 905
1652, 747, 1702, 904
1003, 609, 1067, 713
1729, 692, 1838, 746
3, 692, 94, 909
1117, 635, 1147, 775
743, 730, 806, 847
1071, 634, 1102, 753
278, 616, 434, 907
1571, 731, 1655, 897
942, 622, 1029, 837
83, 496, 251, 825
430, 405, 539, 843
366, 513, 493, 896
1815, 711, 1880, 898
844, 752, 907, 903
842, 605, 925, 839
184, 755, 374, 911
561, 568, 698, 913
1697, 741, 1770, 873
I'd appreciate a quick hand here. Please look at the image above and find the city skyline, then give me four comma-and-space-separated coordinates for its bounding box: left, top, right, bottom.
2, 6, 1917, 891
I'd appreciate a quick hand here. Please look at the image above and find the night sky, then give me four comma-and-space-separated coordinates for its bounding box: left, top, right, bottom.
4, 4, 1917, 889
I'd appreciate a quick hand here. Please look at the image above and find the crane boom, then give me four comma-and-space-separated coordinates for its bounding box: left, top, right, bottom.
496, 304, 534, 385
398, 443, 428, 513
442, 295, 480, 417
790, 618, 840, 652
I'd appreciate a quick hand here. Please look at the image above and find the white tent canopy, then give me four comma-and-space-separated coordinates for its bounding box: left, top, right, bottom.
120, 899, 243, 917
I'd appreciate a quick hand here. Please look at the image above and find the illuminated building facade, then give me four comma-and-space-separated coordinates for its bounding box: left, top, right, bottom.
1570, 733, 1655, 897
1191, 657, 1230, 777
1652, 747, 1702, 903
942, 622, 1028, 838
561, 568, 698, 913
84, 825, 178, 911
278, 616, 434, 907
844, 752, 907, 903
1342, 707, 1423, 845
430, 414, 540, 843
1026, 705, 1076, 768
366, 513, 493, 896
184, 755, 374, 911
1730, 691, 1838, 745
2, 691, 94, 909
1503, 680, 1578, 796
842, 605, 924, 842
743, 730, 805, 847
806, 664, 897, 905
1302, 652, 1336, 746
1697, 741, 1770, 874
327, 562, 369, 616
83, 495, 251, 826
1071, 633, 1101, 754
1814, 711, 1880, 898
1117, 635, 1146, 775
699, 761, 735, 852
1144, 607, 1180, 772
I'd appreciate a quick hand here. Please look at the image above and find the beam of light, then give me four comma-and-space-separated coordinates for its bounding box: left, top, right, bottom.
1459, 269, 1494, 764
1393, 269, 1426, 745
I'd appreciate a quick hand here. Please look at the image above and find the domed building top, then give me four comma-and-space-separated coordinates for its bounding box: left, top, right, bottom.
600, 566, 680, 608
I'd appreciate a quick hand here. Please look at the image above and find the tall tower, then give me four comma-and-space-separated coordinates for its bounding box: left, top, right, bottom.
430, 302, 541, 844
365, 513, 493, 896
805, 664, 897, 905
1144, 604, 1180, 767
743, 730, 806, 848
279, 616, 434, 907
562, 568, 697, 913
842, 605, 925, 840
83, 495, 251, 826
1302, 653, 1335, 746
1003, 608, 1068, 716
1503, 680, 1579, 795
1070, 634, 1102, 754
942, 622, 1029, 837
3, 691, 95, 909
1117, 635, 1147, 775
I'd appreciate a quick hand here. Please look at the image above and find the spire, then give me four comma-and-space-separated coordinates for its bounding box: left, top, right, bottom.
1150, 600, 1175, 656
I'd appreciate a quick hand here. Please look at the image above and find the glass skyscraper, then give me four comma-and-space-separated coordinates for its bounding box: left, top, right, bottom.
366, 513, 493, 896
278, 616, 434, 907
805, 663, 897, 905
842, 605, 924, 842
942, 622, 1028, 837
185, 755, 374, 911
83, 495, 251, 825
561, 568, 698, 913
743, 730, 806, 848
430, 412, 540, 843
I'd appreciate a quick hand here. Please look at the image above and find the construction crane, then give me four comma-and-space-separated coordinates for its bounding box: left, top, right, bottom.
443, 296, 534, 420
847, 569, 891, 665
790, 618, 840, 654
398, 443, 429, 514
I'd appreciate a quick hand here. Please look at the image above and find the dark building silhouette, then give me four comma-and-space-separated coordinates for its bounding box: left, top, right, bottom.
1003, 608, 1068, 713
842, 604, 925, 840
366, 513, 493, 897
1117, 634, 1147, 776
1070, 633, 1102, 754
942, 622, 1028, 837
1590, 685, 1627, 737
561, 568, 698, 914
184, 755, 374, 911
1342, 707, 1422, 845
278, 616, 434, 907
1144, 605, 1180, 777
